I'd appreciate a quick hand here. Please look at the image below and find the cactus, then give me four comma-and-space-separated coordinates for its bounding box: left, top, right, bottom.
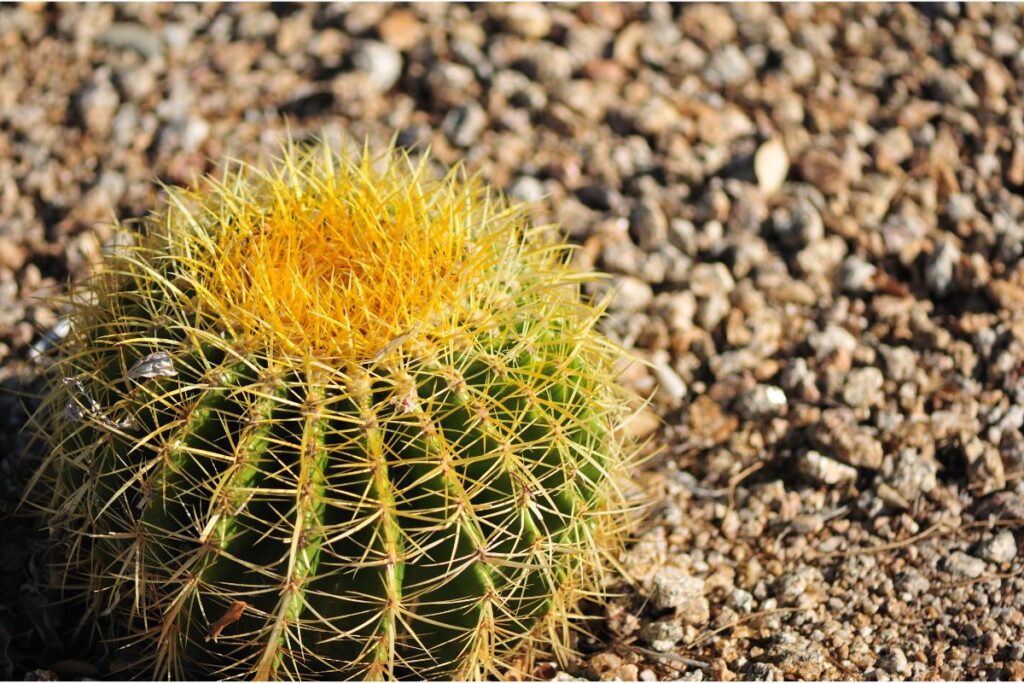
29, 141, 635, 680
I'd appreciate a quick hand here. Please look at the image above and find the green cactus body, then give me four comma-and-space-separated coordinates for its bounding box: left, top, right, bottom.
31, 143, 634, 680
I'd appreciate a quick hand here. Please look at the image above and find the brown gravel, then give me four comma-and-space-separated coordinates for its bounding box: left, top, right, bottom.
2, 3, 1024, 681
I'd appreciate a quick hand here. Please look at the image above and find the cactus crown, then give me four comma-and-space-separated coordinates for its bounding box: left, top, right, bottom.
31, 140, 635, 681
156, 144, 573, 363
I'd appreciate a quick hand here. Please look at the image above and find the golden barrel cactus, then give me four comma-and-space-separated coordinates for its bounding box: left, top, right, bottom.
29, 142, 635, 680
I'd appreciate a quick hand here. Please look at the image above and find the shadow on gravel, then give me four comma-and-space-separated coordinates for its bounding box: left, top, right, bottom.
0, 367, 72, 680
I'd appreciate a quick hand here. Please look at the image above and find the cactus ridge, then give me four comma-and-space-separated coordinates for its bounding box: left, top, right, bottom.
29, 142, 636, 680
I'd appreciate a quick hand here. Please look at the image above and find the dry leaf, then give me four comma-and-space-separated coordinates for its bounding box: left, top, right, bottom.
206, 601, 249, 642
127, 351, 177, 380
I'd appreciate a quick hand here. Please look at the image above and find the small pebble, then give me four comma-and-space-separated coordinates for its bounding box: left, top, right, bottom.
754, 137, 790, 195
503, 3, 551, 39
689, 262, 735, 297
508, 175, 545, 204
839, 255, 877, 293
842, 367, 884, 409
352, 40, 403, 91
771, 198, 824, 248
442, 102, 487, 147
946, 551, 986, 579
735, 385, 787, 420
640, 619, 684, 653
882, 449, 938, 503
703, 44, 752, 88
598, 276, 653, 313
651, 566, 704, 611
812, 409, 884, 469
926, 241, 960, 298
629, 198, 669, 250
651, 352, 687, 404
876, 647, 911, 677
97, 22, 164, 58
975, 531, 1017, 564
797, 450, 858, 486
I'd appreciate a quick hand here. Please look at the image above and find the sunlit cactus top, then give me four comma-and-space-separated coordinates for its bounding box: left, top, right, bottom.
32, 140, 636, 681
159, 143, 578, 363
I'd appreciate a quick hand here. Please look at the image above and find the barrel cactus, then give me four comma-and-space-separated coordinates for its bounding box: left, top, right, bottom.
29, 141, 635, 680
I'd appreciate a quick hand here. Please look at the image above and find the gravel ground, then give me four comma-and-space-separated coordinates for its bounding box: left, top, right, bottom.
2, 3, 1024, 680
